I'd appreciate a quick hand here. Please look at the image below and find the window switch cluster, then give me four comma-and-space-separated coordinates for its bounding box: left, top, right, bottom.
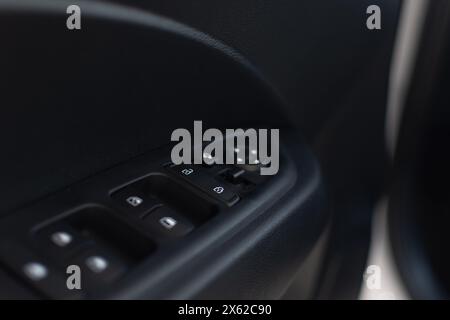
1, 214, 135, 298
112, 181, 197, 240
8, 242, 124, 298
0, 145, 280, 299
0, 243, 82, 299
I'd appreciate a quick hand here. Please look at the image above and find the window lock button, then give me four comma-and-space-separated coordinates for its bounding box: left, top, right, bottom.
167, 164, 239, 206
202, 181, 240, 206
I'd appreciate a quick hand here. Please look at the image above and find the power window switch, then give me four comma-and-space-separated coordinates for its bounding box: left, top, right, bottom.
71, 247, 127, 290
51, 232, 73, 247
85, 256, 109, 274
219, 167, 265, 193
23, 262, 48, 281
142, 206, 194, 239
35, 223, 89, 260
112, 185, 162, 217
0, 243, 83, 299
222, 167, 246, 184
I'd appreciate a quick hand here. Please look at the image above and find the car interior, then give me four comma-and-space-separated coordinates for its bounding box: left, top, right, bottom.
0, 0, 449, 300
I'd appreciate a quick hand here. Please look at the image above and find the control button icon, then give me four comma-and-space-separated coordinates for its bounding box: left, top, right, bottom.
159, 216, 178, 230
181, 168, 194, 176
85, 256, 109, 273
213, 186, 225, 194
23, 262, 48, 281
126, 196, 143, 207
51, 231, 73, 247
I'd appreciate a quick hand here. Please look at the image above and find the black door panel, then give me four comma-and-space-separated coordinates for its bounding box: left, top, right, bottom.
0, 0, 401, 299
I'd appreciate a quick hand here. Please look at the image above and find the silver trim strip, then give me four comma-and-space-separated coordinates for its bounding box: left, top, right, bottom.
386, 0, 429, 156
